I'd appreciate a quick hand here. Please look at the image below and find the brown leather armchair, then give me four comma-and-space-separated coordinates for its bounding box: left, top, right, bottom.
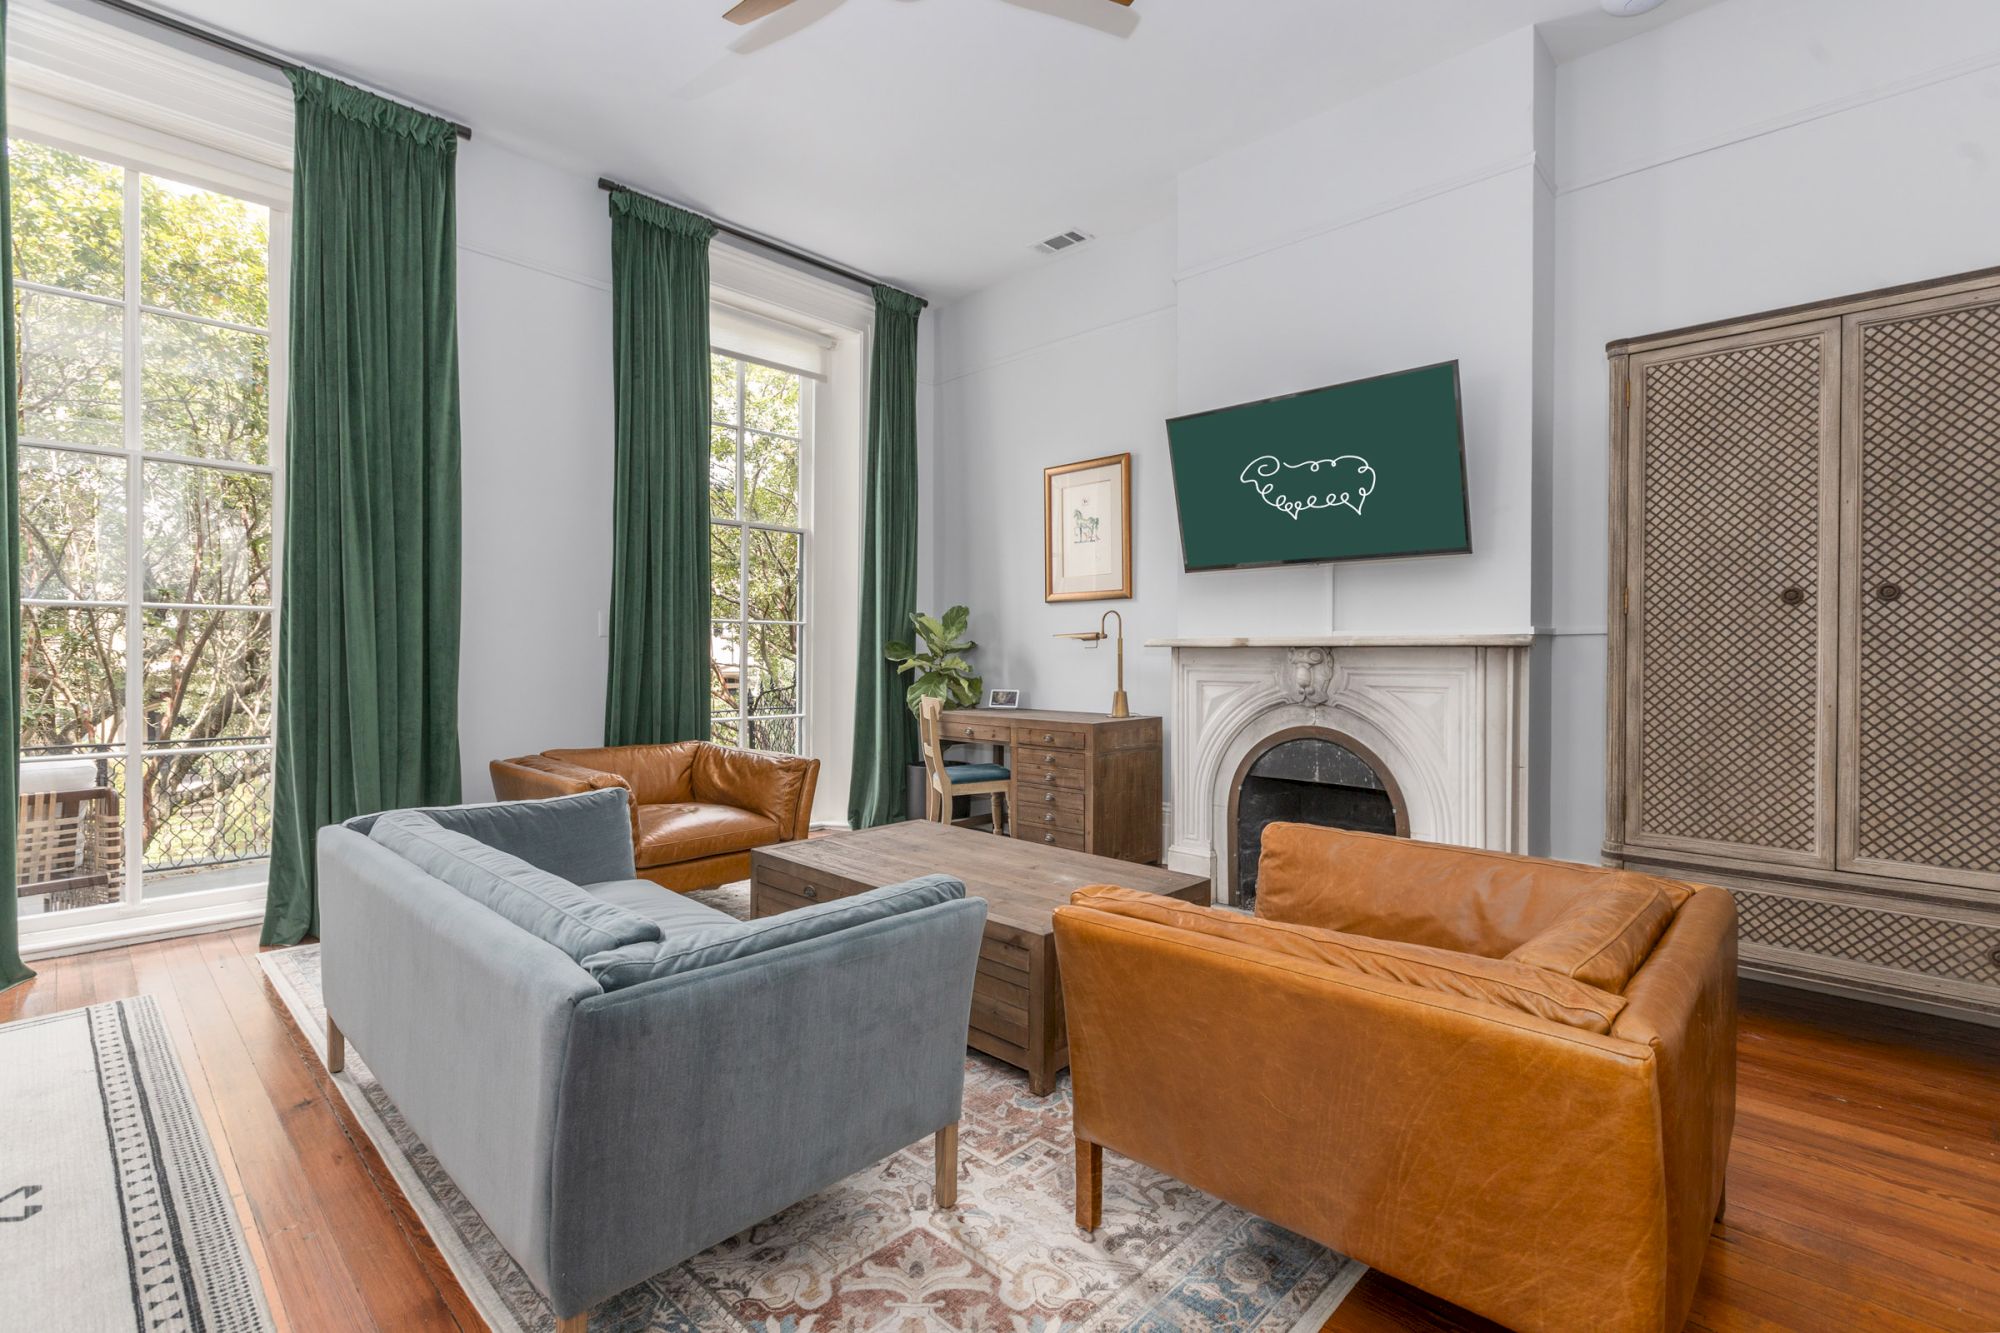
1052, 823, 1736, 1333
490, 743, 820, 892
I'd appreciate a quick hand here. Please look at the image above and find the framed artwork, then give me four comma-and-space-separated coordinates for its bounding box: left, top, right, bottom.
1045, 452, 1133, 602
987, 688, 1021, 709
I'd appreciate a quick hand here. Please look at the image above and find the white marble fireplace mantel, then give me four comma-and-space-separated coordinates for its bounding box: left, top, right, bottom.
1153, 635, 1534, 898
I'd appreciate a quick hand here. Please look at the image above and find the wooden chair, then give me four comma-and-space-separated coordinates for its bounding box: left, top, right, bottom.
918, 695, 1009, 836
16, 785, 124, 911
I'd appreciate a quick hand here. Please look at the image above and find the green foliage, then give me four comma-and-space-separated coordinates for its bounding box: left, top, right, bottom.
10, 136, 275, 873
886, 604, 983, 715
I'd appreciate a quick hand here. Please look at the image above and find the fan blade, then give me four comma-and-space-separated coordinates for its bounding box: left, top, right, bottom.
724, 0, 798, 24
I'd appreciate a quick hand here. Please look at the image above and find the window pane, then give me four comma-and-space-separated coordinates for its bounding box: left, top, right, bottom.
710, 619, 742, 720
16, 288, 122, 445
142, 461, 274, 605
141, 313, 270, 464
749, 716, 799, 755
710, 719, 741, 748
745, 527, 801, 622
747, 621, 799, 717
742, 363, 800, 436
138, 746, 272, 879
19, 446, 127, 601
141, 174, 269, 327
710, 523, 741, 620
20, 606, 125, 755
142, 608, 273, 746
710, 424, 738, 518
710, 354, 737, 425
743, 430, 799, 527
9, 140, 122, 298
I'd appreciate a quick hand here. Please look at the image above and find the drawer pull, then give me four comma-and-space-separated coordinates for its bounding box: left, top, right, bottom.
802, 885, 819, 901
1043, 754, 1057, 766
961, 725, 975, 735
1041, 732, 1055, 742
1041, 773, 1058, 785
1043, 833, 1056, 844
1042, 792, 1056, 803
1043, 812, 1056, 823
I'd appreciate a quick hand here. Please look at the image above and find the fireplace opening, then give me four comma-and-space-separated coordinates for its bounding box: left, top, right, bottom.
1228, 728, 1407, 908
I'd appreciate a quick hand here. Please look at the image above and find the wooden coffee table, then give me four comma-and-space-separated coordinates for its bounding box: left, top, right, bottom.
750, 821, 1210, 1094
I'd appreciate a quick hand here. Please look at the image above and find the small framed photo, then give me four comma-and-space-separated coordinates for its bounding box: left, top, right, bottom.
1045, 452, 1133, 602
987, 688, 1022, 709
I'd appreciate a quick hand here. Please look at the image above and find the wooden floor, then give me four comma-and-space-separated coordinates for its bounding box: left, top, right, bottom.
5, 930, 1998, 1332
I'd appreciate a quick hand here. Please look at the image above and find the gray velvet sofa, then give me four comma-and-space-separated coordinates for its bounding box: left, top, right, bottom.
316, 789, 986, 1330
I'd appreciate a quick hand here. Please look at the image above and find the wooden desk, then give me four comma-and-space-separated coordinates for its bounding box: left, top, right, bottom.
750, 822, 1209, 1093
941, 707, 1162, 864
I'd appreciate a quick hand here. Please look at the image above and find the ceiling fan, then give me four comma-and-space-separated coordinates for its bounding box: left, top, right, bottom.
724, 0, 1133, 24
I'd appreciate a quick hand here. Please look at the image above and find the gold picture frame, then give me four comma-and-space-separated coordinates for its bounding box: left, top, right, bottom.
1045, 453, 1133, 602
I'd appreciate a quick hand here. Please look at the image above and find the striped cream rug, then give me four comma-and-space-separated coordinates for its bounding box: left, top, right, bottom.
0, 995, 273, 1332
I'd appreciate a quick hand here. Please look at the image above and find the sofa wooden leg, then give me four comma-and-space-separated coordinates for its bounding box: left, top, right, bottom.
555, 1314, 588, 1333
325, 1017, 345, 1074
935, 1123, 960, 1209
1076, 1137, 1102, 1232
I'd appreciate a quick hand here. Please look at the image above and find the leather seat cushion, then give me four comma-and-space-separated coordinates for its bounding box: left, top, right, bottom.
634, 802, 782, 867
1508, 880, 1679, 992
547, 743, 699, 806
1072, 885, 1629, 1034
1254, 822, 1695, 958
692, 744, 812, 831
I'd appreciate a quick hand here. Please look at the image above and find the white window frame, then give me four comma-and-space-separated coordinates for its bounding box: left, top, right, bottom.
12, 104, 290, 953
707, 352, 812, 756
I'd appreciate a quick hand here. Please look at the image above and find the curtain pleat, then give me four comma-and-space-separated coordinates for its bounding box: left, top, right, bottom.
604, 192, 716, 746
1, 0, 34, 990
847, 285, 927, 828
263, 70, 462, 946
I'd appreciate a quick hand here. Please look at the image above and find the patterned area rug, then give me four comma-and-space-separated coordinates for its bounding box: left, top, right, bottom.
260, 883, 1361, 1332
0, 995, 273, 1332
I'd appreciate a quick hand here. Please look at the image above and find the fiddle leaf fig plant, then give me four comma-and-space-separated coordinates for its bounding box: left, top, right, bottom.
885, 604, 984, 716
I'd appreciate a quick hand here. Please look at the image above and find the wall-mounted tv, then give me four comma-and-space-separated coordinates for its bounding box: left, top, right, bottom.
1165, 360, 1472, 572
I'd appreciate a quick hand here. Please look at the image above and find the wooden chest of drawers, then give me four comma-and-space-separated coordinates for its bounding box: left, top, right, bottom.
940, 708, 1163, 863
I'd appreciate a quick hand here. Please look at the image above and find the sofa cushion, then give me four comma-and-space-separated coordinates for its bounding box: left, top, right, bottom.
583, 874, 965, 991
547, 743, 699, 806
369, 811, 662, 963
634, 802, 781, 867
1072, 885, 1629, 1034
1254, 822, 1696, 958
1507, 881, 1678, 992
692, 744, 814, 833
345, 788, 637, 884
943, 763, 1010, 784
584, 878, 739, 934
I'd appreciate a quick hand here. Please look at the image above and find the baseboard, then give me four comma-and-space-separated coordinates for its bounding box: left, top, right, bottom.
22, 901, 264, 962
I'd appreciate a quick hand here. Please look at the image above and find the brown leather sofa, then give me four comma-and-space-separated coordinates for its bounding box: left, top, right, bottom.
490, 744, 819, 892
1053, 823, 1736, 1333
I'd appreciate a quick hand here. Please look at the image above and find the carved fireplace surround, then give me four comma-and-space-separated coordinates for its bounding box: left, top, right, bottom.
1148, 635, 1534, 899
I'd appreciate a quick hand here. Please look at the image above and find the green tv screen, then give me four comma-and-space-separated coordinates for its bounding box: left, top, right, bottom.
1166, 361, 1472, 572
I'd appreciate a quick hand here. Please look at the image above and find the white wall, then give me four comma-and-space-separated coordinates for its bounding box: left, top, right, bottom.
456, 140, 615, 800
1546, 0, 2000, 859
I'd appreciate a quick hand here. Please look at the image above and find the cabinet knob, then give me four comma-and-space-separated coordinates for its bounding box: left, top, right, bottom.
802, 885, 818, 901
961, 725, 974, 735
1043, 812, 1056, 823
1041, 732, 1054, 742
1876, 581, 1902, 603
1043, 833, 1056, 844
1042, 773, 1057, 784
1779, 587, 1805, 606
1042, 792, 1055, 803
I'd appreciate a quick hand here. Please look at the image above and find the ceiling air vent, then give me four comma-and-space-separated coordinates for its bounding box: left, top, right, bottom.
1034, 229, 1093, 256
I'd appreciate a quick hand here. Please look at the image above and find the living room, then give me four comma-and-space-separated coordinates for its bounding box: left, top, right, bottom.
3, 0, 1997, 1330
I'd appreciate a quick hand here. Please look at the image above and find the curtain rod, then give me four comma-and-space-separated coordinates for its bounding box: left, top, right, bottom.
83, 0, 474, 140
598, 177, 918, 301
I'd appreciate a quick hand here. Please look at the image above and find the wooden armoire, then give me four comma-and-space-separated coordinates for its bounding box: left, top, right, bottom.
1606, 267, 2000, 1022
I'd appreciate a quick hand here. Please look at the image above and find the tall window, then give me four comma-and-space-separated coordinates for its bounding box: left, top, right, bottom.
12, 137, 279, 919
708, 353, 806, 755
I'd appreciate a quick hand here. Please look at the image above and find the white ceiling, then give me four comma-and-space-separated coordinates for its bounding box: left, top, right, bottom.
122, 0, 1713, 298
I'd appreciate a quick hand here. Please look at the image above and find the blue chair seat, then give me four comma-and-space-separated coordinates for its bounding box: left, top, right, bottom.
944, 763, 1011, 785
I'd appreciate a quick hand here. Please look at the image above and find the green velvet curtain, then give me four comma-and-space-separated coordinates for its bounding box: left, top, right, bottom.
604, 191, 717, 746
847, 285, 928, 828
264, 71, 463, 946
0, 1, 33, 992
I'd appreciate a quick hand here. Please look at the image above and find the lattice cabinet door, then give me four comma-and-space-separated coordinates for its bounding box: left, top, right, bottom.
1618, 323, 1841, 868
1840, 289, 2000, 892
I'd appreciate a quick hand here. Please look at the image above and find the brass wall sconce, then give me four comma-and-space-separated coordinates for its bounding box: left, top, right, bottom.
1055, 609, 1128, 718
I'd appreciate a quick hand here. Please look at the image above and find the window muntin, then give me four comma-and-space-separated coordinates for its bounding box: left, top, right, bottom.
12, 135, 279, 918
708, 353, 806, 755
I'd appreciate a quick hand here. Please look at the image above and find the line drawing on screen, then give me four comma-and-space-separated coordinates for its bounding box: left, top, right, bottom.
1238, 455, 1377, 519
